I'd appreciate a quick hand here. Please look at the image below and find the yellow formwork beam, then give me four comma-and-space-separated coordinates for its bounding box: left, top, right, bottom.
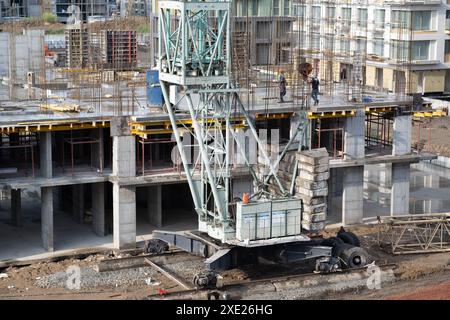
255, 113, 292, 120
0, 121, 109, 133
365, 106, 396, 114
130, 116, 246, 128
307, 109, 356, 119
56, 68, 100, 74
413, 110, 448, 118
131, 124, 247, 138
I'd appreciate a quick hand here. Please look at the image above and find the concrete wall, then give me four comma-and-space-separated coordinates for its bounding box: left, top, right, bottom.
423, 70, 445, 93
383, 68, 394, 92
0, 30, 44, 83
366, 65, 377, 87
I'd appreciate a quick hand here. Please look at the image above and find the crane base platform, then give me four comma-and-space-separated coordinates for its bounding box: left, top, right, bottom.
150, 230, 332, 270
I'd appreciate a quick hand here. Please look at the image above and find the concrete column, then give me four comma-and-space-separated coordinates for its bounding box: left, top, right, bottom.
342, 166, 364, 225
112, 135, 136, 177
72, 184, 85, 224
391, 115, 412, 216
113, 185, 136, 249
11, 189, 21, 227
390, 163, 410, 215
92, 182, 105, 236
392, 115, 412, 156
41, 186, 54, 252
342, 110, 365, 225
147, 185, 162, 227
40, 132, 52, 178
344, 110, 365, 160
111, 117, 137, 249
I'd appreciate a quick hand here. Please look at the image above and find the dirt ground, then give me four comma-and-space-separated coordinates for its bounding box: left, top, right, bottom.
412, 117, 450, 157
0, 225, 448, 300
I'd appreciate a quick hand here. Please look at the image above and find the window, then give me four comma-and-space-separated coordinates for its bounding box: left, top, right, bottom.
373, 39, 384, 56
340, 39, 350, 53
256, 21, 271, 39
324, 36, 334, 51
374, 9, 385, 24
341, 8, 351, 20
294, 5, 305, 18
326, 6, 335, 19
447, 11, 450, 30
252, 0, 258, 16
412, 11, 432, 30
284, 0, 290, 16
312, 33, 320, 50
312, 6, 321, 21
390, 40, 409, 60
273, 0, 279, 15
412, 41, 430, 60
242, 0, 248, 15
358, 8, 367, 26
445, 40, 450, 62
299, 32, 307, 48
356, 38, 367, 52
391, 10, 411, 28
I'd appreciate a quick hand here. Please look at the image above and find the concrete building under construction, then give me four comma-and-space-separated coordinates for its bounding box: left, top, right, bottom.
0, 0, 447, 262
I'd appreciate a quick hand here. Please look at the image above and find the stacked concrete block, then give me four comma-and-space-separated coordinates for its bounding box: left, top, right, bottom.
255, 144, 330, 232
295, 148, 329, 232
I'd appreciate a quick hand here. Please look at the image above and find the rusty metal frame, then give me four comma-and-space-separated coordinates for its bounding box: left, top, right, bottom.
0, 132, 36, 178
62, 134, 102, 175
137, 136, 180, 176
365, 112, 393, 149
377, 213, 450, 255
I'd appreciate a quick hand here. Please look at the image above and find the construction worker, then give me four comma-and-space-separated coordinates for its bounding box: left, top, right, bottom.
278, 71, 287, 103
340, 67, 347, 82
311, 76, 320, 106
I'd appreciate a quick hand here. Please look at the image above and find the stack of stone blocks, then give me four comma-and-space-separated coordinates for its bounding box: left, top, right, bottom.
256, 146, 330, 232
295, 148, 329, 232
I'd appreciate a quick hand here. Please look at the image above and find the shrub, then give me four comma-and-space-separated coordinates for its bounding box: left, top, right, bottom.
42, 12, 57, 24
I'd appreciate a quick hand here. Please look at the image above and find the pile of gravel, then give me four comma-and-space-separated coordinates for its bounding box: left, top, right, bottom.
36, 266, 157, 289
164, 260, 204, 279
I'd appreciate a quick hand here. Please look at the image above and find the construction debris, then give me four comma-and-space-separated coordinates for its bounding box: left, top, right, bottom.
378, 213, 450, 254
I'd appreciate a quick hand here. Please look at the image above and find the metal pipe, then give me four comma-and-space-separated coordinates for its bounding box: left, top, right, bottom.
185, 93, 226, 220
160, 82, 201, 210
236, 96, 286, 195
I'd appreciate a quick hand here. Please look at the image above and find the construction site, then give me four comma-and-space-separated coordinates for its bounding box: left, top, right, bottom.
0, 0, 449, 301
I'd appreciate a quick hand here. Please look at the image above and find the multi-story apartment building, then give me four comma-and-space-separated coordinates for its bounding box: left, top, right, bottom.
54, 0, 110, 23
293, 0, 450, 95
0, 0, 113, 23
0, 0, 41, 20
119, 0, 150, 17
233, 0, 294, 65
